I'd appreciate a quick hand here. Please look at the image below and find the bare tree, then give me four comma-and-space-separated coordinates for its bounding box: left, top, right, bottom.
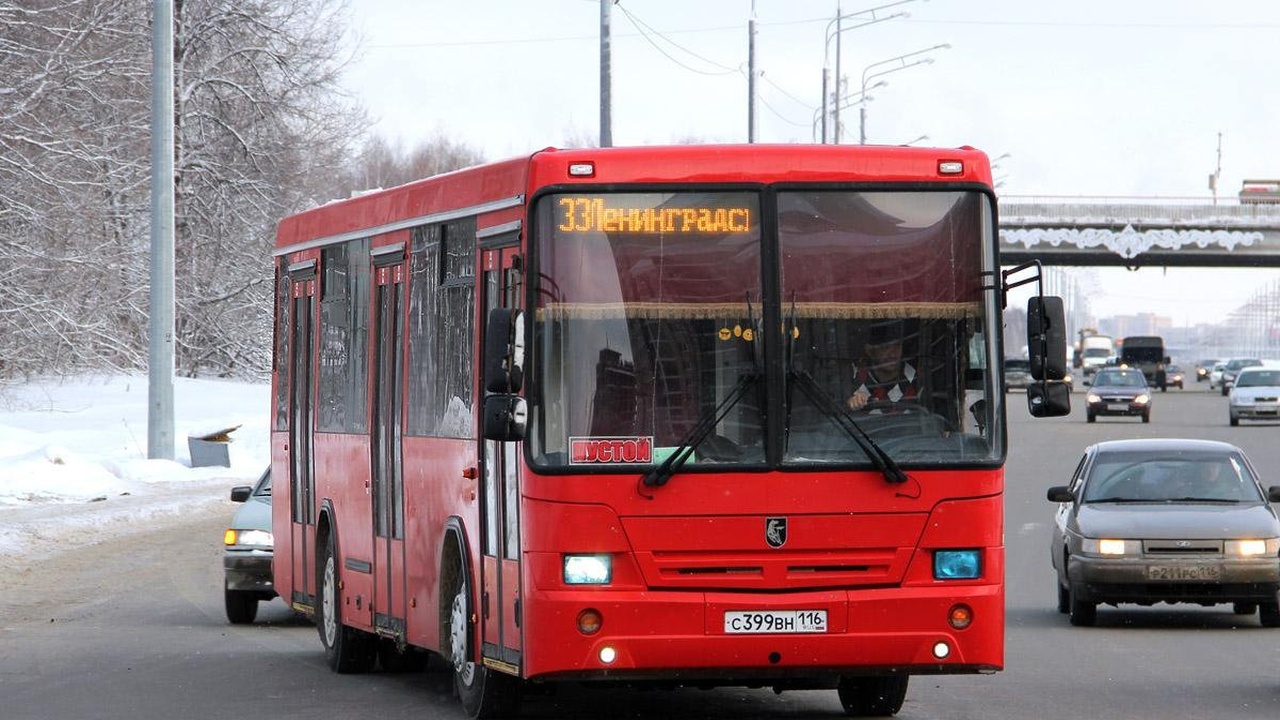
346, 132, 486, 195
0, 0, 152, 377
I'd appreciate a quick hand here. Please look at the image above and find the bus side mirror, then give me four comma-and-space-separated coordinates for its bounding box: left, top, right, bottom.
1027, 296, 1067, 381
484, 308, 525, 394
1027, 381, 1071, 418
484, 396, 528, 441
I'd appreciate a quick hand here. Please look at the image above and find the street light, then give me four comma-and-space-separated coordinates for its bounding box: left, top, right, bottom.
820, 0, 919, 144
814, 81, 885, 141
853, 43, 950, 144
991, 152, 1012, 188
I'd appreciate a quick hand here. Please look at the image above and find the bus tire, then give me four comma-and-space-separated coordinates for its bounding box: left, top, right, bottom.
837, 675, 908, 716
317, 532, 376, 673
448, 563, 519, 718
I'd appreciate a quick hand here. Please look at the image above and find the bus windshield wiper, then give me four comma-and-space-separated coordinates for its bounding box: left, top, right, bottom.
640, 372, 757, 489
787, 368, 909, 485
642, 292, 761, 491
781, 295, 906, 485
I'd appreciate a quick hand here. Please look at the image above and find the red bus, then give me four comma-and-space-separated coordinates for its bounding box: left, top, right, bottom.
270, 144, 1069, 717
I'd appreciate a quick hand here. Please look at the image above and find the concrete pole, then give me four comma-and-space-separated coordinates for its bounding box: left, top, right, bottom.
148, 0, 175, 460
599, 0, 612, 147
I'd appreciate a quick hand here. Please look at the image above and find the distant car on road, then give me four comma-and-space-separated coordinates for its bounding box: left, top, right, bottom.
1085, 367, 1152, 423
1004, 357, 1032, 391
1047, 438, 1280, 627
1163, 365, 1184, 390
1228, 367, 1280, 426
224, 468, 275, 624
1219, 358, 1263, 396
1196, 359, 1220, 383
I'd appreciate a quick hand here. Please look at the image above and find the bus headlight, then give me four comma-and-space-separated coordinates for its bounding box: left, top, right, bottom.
564, 554, 612, 585
934, 549, 981, 580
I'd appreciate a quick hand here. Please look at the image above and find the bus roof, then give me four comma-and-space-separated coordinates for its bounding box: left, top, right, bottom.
276, 144, 996, 252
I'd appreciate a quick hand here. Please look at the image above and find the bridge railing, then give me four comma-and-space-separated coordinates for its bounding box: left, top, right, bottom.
1000, 196, 1280, 227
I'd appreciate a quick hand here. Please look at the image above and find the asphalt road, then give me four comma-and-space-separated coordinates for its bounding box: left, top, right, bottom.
3, 382, 1278, 719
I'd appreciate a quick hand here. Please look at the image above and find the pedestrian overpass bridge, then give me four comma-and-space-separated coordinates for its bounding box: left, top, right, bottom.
999, 198, 1280, 268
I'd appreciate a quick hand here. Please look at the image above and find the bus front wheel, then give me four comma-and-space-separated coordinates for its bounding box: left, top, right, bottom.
837, 675, 908, 716
448, 566, 519, 718
317, 533, 376, 673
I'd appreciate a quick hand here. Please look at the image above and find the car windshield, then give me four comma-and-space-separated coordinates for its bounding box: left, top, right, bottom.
1236, 370, 1280, 387
1083, 453, 1263, 503
1228, 359, 1261, 370
253, 470, 271, 497
1095, 371, 1145, 387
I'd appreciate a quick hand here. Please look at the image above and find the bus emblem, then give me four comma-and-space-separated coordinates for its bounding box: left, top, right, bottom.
765, 517, 787, 548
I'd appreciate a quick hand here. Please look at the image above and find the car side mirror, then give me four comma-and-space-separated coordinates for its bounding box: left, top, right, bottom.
1046, 485, 1073, 503
1268, 486, 1280, 503
230, 486, 252, 503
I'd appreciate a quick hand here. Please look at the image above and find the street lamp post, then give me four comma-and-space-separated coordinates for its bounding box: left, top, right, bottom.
854, 43, 950, 144
815, 82, 886, 143
820, 0, 918, 144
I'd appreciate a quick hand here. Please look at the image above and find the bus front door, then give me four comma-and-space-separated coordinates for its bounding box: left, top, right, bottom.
479, 242, 523, 673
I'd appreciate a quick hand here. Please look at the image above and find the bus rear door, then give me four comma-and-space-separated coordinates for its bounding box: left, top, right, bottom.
371, 251, 407, 637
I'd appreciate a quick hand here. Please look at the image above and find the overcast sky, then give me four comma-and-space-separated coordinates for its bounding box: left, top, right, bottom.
340, 0, 1280, 325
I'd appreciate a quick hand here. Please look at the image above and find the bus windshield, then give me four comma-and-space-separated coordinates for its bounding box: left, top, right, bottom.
528, 189, 999, 472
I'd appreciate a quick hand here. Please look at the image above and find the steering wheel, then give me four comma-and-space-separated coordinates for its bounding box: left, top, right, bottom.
855, 398, 923, 415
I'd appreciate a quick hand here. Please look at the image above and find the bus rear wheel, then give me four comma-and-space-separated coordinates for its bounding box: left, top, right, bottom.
317, 533, 376, 673
837, 675, 908, 716
448, 567, 519, 718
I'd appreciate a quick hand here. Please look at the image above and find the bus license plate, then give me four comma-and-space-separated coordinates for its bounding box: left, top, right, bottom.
1146, 565, 1221, 581
724, 610, 827, 634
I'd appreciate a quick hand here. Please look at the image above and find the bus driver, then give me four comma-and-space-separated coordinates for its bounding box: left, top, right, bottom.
847, 320, 921, 412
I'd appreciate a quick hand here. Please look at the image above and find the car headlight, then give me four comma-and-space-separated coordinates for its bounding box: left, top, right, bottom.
1227, 539, 1279, 557
1133, 394, 1151, 405
1233, 396, 1254, 406
1086, 393, 1101, 404
225, 529, 273, 548
1081, 538, 1135, 556
564, 554, 612, 585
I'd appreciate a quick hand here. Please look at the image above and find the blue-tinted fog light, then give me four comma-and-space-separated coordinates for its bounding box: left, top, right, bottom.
934, 550, 981, 580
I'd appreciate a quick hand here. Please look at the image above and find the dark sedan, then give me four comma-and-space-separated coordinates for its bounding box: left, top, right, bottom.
1085, 367, 1151, 423
1047, 438, 1280, 627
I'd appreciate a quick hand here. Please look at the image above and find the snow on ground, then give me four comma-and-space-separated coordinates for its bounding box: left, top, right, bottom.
0, 375, 270, 564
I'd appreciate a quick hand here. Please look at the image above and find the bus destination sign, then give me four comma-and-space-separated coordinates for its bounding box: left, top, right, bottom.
557, 196, 752, 235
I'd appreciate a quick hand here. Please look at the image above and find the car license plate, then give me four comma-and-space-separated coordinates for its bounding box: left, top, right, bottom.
1146, 565, 1221, 581
724, 610, 827, 634
1108, 403, 1129, 411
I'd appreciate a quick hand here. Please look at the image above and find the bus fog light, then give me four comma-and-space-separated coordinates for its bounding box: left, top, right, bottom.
933, 642, 951, 659
934, 549, 981, 579
948, 604, 973, 630
564, 554, 612, 585
598, 646, 617, 664
577, 608, 603, 635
